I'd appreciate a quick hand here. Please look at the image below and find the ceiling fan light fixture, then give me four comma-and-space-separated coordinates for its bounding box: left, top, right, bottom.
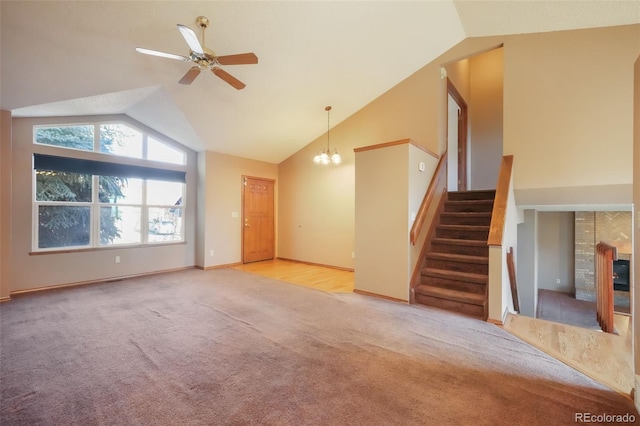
135, 16, 258, 89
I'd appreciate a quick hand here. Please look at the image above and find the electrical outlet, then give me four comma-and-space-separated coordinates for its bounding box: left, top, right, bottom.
352, 252, 355, 259
115, 256, 120, 264
556, 278, 561, 284
210, 250, 214, 257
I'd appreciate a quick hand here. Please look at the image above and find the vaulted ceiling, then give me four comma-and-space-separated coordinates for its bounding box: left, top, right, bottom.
2, 1, 638, 163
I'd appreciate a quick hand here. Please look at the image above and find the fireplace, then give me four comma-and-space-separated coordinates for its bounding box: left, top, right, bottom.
613, 259, 630, 292
574, 211, 632, 307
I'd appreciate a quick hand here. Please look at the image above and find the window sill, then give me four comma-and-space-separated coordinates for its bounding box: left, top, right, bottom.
29, 241, 187, 256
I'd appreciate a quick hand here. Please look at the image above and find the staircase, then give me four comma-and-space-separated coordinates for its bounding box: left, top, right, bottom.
414, 190, 495, 320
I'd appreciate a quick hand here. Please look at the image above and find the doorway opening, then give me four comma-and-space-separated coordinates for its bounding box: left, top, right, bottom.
447, 80, 467, 191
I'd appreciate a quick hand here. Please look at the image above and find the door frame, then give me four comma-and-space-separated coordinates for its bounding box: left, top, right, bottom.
241, 175, 276, 264
447, 79, 468, 191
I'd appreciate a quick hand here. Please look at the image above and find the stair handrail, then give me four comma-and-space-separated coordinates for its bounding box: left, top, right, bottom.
487, 155, 514, 246
410, 151, 448, 245
595, 241, 617, 333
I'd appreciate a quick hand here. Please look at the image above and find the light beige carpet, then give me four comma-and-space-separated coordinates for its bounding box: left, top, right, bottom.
1, 268, 637, 425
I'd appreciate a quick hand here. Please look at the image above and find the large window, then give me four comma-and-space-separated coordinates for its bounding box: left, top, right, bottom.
33, 121, 186, 251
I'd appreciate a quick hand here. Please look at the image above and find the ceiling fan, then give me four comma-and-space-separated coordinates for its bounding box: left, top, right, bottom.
135, 16, 258, 89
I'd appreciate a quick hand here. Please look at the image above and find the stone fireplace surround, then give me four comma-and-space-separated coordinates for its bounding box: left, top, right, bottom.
575, 211, 632, 307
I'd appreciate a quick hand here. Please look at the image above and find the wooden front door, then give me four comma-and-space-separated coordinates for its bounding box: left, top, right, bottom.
242, 176, 275, 263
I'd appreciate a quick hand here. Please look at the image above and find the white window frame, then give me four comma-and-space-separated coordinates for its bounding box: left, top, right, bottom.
32, 119, 187, 252
34, 121, 187, 166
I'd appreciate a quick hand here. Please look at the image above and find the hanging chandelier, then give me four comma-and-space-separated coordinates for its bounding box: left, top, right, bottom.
313, 106, 341, 165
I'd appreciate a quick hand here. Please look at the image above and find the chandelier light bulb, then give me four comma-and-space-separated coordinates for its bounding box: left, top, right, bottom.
320, 151, 330, 164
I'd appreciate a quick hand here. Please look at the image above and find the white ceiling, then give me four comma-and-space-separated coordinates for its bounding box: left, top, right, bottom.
2, 1, 638, 164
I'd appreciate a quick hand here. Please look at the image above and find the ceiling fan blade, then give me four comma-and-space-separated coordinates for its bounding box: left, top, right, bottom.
216, 53, 258, 65
179, 67, 201, 85
177, 24, 204, 55
212, 68, 246, 90
135, 47, 189, 62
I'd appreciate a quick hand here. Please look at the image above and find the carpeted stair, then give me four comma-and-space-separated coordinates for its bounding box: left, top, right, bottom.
414, 190, 495, 320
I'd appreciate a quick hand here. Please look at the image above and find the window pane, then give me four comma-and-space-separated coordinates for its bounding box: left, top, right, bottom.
35, 125, 94, 151
100, 206, 141, 245
38, 206, 90, 248
99, 176, 142, 204
36, 171, 92, 202
100, 124, 143, 159
148, 207, 182, 242
147, 180, 183, 206
148, 137, 186, 165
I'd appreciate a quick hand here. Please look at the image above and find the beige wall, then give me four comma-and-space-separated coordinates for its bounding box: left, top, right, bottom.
445, 47, 503, 192
632, 54, 639, 412
355, 144, 410, 299
444, 52, 470, 192
354, 142, 438, 300
517, 209, 538, 317
279, 26, 639, 274
446, 58, 471, 102
198, 151, 278, 268
278, 68, 442, 271
277, 133, 355, 269
8, 115, 197, 292
408, 145, 441, 286
469, 47, 503, 190
0, 110, 12, 300
278, 37, 504, 270
537, 212, 575, 293
504, 25, 640, 198
196, 151, 207, 267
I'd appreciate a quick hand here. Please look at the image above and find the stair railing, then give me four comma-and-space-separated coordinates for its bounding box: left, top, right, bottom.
595, 242, 617, 333
486, 155, 516, 323
506, 247, 520, 313
410, 152, 448, 246
487, 155, 513, 247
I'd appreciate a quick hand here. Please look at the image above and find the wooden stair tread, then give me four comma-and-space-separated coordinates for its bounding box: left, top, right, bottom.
436, 225, 489, 231
446, 199, 493, 205
449, 189, 495, 194
421, 268, 488, 283
432, 238, 487, 246
441, 212, 491, 216
413, 189, 493, 319
425, 253, 488, 264
415, 285, 486, 306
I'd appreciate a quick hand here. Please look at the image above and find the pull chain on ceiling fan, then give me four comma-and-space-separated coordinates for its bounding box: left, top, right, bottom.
135, 16, 258, 89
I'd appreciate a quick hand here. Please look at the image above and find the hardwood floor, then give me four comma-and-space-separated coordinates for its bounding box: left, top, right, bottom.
231, 259, 354, 293
503, 312, 633, 397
